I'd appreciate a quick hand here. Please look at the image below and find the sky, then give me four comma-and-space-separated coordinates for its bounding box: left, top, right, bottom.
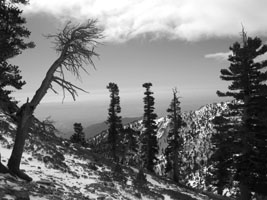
10, 0, 267, 132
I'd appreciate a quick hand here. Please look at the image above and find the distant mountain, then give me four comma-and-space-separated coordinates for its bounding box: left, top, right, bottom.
90, 101, 229, 151
84, 117, 142, 139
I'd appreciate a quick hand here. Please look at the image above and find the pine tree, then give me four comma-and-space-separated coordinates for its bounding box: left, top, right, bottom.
0, 0, 34, 60
141, 82, 158, 173
0, 0, 34, 112
70, 123, 86, 146
0, 62, 25, 112
210, 110, 237, 195
215, 30, 267, 199
165, 88, 185, 183
106, 82, 122, 162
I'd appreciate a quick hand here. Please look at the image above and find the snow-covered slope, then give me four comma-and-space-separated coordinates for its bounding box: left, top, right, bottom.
89, 101, 232, 191
0, 108, 228, 200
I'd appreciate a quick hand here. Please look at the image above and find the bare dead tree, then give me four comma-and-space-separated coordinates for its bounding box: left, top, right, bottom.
8, 19, 103, 181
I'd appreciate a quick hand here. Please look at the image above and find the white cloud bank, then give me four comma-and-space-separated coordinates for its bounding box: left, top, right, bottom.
22, 0, 267, 42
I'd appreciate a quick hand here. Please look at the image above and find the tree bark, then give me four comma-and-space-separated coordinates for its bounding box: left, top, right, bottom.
8, 102, 33, 181
173, 147, 179, 183
239, 182, 251, 200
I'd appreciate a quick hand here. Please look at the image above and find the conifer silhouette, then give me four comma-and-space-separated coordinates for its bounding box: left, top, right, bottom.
106, 82, 122, 162
165, 88, 185, 183
214, 29, 267, 199
140, 83, 158, 173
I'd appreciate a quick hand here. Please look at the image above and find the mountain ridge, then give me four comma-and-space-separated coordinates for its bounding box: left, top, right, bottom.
84, 117, 142, 139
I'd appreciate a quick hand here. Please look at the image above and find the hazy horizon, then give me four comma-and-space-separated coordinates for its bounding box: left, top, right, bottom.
31, 90, 230, 133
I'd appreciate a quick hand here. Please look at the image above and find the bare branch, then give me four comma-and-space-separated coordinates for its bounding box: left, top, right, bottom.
49, 83, 58, 94
53, 76, 89, 101
31, 19, 103, 106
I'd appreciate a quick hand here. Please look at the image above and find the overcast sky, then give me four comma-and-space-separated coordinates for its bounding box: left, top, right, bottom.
10, 0, 267, 132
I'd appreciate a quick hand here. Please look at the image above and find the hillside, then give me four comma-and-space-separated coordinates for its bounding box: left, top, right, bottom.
0, 107, 230, 200
89, 102, 233, 194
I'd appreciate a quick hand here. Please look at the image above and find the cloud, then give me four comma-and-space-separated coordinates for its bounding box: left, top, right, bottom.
22, 0, 267, 42
205, 51, 231, 61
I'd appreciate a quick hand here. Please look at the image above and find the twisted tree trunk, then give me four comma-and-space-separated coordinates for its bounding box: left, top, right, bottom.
8, 102, 34, 181
7, 55, 63, 181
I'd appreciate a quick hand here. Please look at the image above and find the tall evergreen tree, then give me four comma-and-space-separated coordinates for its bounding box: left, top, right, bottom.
0, 0, 34, 112
106, 82, 122, 161
210, 110, 238, 195
165, 88, 185, 183
141, 82, 158, 173
70, 123, 86, 146
215, 30, 267, 199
